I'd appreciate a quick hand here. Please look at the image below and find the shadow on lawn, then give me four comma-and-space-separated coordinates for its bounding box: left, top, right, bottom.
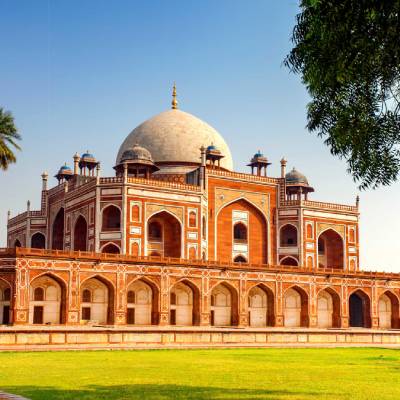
3, 384, 324, 400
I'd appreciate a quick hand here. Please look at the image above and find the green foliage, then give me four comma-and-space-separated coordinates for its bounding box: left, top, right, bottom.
0, 107, 21, 170
0, 348, 399, 399
285, 0, 400, 189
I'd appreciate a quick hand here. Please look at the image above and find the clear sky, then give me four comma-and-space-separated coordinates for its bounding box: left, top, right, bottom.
1, 0, 399, 271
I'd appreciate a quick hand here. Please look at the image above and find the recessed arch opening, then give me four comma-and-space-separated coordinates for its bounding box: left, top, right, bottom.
318, 229, 344, 269
210, 282, 239, 327
248, 284, 275, 327
349, 290, 371, 328
283, 286, 309, 327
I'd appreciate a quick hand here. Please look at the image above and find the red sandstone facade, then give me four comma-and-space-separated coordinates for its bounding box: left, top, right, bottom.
2, 93, 399, 331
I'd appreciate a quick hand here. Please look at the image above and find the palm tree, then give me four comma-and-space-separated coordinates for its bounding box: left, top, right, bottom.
0, 107, 21, 170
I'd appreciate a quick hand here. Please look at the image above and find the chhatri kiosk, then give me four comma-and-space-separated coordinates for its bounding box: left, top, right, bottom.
1, 86, 399, 348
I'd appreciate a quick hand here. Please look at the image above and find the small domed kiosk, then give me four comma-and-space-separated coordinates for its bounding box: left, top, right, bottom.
114, 143, 159, 178
285, 167, 314, 200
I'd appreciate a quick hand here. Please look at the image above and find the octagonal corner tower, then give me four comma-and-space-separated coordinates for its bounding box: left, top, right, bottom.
116, 108, 233, 172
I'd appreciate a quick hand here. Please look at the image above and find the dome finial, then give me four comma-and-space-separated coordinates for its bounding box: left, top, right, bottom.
171, 83, 178, 110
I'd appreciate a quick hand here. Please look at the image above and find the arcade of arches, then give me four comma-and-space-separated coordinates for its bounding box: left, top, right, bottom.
2, 270, 400, 328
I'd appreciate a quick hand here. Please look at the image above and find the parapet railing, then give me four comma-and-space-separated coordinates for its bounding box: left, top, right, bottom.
8, 210, 45, 226
281, 199, 358, 213
208, 168, 279, 185
1, 247, 398, 280
127, 177, 201, 192
99, 176, 202, 192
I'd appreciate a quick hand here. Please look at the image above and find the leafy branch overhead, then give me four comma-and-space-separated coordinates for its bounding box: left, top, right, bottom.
285, 0, 400, 189
0, 108, 21, 170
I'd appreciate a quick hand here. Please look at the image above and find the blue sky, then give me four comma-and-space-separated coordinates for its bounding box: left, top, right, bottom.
1, 0, 399, 271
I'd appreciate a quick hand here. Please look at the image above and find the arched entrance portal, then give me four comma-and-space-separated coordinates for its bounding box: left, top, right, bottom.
147, 211, 181, 258
31, 232, 45, 249
318, 229, 344, 269
126, 280, 154, 325
248, 284, 274, 327
211, 283, 238, 326
29, 275, 65, 324
74, 216, 88, 251
170, 280, 200, 326
378, 292, 399, 329
317, 289, 341, 328
349, 290, 371, 328
52, 208, 65, 250
80, 277, 114, 324
0, 282, 11, 324
283, 286, 309, 327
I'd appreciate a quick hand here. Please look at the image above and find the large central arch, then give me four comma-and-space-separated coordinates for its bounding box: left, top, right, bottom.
217, 199, 268, 264
147, 211, 182, 258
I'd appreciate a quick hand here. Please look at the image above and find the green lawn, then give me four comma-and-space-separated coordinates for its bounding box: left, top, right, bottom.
0, 348, 399, 399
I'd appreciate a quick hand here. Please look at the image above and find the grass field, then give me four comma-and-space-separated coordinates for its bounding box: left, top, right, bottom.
0, 348, 399, 399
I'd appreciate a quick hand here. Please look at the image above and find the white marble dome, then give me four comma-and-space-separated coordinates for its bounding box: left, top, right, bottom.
116, 109, 233, 170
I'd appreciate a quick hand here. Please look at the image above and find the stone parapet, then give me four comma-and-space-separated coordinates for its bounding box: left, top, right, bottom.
0, 327, 399, 351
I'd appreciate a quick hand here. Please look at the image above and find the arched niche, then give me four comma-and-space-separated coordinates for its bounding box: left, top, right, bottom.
233, 255, 247, 263
378, 291, 399, 329
80, 277, 114, 324
210, 282, 239, 326
280, 224, 298, 247
101, 243, 120, 254
102, 205, 121, 231
349, 290, 371, 328
29, 274, 66, 324
126, 279, 159, 325
280, 256, 299, 266
283, 286, 309, 327
248, 284, 275, 327
217, 199, 267, 264
170, 280, 200, 326
318, 229, 344, 269
147, 211, 181, 258
233, 222, 247, 242
188, 211, 197, 228
52, 208, 65, 250
317, 288, 341, 328
31, 232, 46, 249
14, 239, 22, 248
0, 281, 12, 325
73, 215, 88, 251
